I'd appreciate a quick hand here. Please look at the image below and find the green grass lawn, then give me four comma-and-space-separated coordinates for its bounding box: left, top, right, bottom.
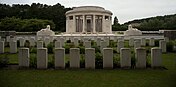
0, 53, 176, 87
0, 41, 176, 87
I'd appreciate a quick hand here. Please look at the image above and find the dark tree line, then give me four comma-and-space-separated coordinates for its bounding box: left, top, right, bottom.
0, 17, 55, 32
113, 14, 176, 31
0, 3, 71, 32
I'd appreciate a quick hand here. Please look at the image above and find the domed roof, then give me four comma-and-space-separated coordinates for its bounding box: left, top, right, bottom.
66, 6, 112, 15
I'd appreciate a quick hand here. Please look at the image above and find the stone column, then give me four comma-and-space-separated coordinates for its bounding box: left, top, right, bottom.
93, 15, 96, 33
102, 15, 105, 32
141, 38, 146, 46
82, 15, 85, 33
70, 48, 80, 68
19, 38, 25, 47
159, 40, 166, 53
6, 36, 10, 42
73, 15, 76, 33
84, 41, 91, 48
10, 41, 17, 53
117, 40, 124, 53
0, 41, 4, 53
37, 41, 43, 48
151, 47, 162, 68
85, 48, 95, 69
18, 48, 30, 67
129, 38, 134, 46
149, 38, 155, 46
103, 48, 113, 69
37, 48, 48, 69
120, 48, 131, 68
55, 48, 65, 69
136, 48, 146, 68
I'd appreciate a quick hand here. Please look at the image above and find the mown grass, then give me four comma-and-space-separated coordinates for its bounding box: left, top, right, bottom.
0, 41, 176, 87
0, 53, 176, 87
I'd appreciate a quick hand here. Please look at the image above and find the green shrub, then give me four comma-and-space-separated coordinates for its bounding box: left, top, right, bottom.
30, 54, 37, 68
24, 40, 30, 47
146, 42, 149, 46
146, 54, 151, 68
80, 54, 85, 68
131, 53, 135, 68
92, 46, 100, 53
167, 41, 174, 52
95, 52, 103, 69
30, 47, 37, 53
48, 55, 54, 68
47, 43, 54, 54
67, 40, 71, 43
155, 40, 159, 46
91, 41, 96, 47
65, 61, 70, 68
0, 55, 9, 68
113, 54, 120, 68
79, 42, 83, 46
64, 45, 70, 54
109, 40, 117, 47
78, 46, 85, 54
17, 40, 20, 47
113, 48, 117, 53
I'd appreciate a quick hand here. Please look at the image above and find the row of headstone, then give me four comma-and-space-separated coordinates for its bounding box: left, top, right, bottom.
18, 47, 163, 69
0, 39, 167, 54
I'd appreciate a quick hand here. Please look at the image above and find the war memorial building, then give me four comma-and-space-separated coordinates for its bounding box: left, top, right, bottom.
65, 6, 113, 34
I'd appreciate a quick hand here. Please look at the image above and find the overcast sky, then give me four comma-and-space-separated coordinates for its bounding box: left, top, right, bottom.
1, 0, 176, 24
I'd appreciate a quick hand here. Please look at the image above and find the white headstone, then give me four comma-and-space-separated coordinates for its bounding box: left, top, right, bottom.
159, 40, 166, 53
136, 48, 146, 68
18, 48, 30, 67
55, 48, 65, 69
74, 38, 79, 46
44, 37, 50, 46
10, 41, 17, 53
149, 38, 155, 46
29, 37, 36, 47
84, 41, 91, 48
103, 48, 113, 69
100, 41, 107, 53
120, 48, 131, 68
117, 40, 124, 53
151, 47, 162, 68
129, 38, 134, 46
85, 48, 95, 69
141, 38, 146, 46
55, 41, 61, 48
96, 37, 101, 46
70, 48, 80, 68
37, 48, 48, 69
37, 41, 43, 48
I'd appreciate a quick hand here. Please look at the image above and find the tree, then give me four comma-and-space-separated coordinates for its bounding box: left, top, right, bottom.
113, 16, 119, 25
